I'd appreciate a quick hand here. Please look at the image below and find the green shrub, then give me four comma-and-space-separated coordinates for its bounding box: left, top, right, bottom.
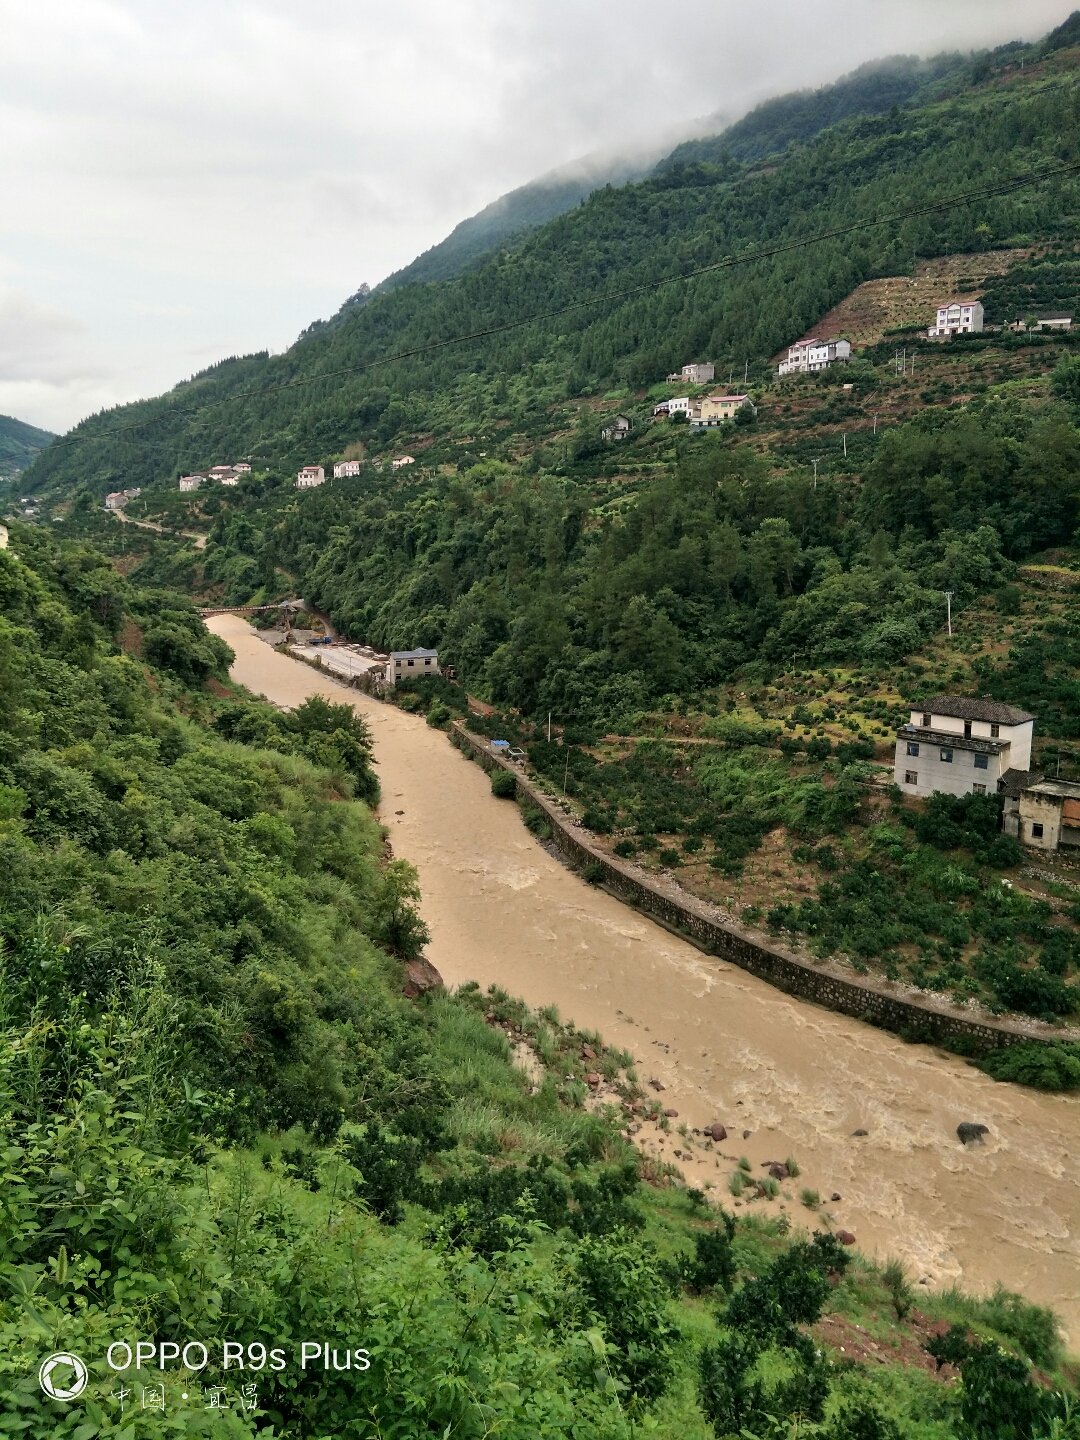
490, 767, 518, 798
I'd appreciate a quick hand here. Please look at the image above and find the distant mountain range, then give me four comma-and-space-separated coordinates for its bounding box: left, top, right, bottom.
0, 414, 54, 480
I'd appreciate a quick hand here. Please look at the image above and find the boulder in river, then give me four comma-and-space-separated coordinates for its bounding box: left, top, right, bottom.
707, 1122, 727, 1142
664, 1108, 679, 1118
769, 1163, 788, 1181
836, 1230, 857, 1246
851, 1128, 869, 1137
403, 957, 444, 998
957, 1122, 989, 1146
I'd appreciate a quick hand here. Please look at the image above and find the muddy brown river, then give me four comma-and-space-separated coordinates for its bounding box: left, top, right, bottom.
209, 615, 1080, 1342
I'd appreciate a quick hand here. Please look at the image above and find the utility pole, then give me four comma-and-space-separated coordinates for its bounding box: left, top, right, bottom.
562, 747, 571, 796
842, 433, 848, 459
547, 712, 552, 743
744, 358, 749, 386
811, 457, 821, 490
944, 590, 954, 637
873, 413, 879, 435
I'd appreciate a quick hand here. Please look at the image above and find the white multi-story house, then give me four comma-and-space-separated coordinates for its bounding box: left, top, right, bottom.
333, 460, 362, 478
690, 394, 754, 428
233, 462, 252, 472
296, 466, 325, 489
104, 492, 126, 510
778, 337, 852, 376
391, 455, 415, 470
894, 696, 1035, 800
385, 648, 439, 685
666, 362, 715, 385
178, 474, 205, 492
667, 396, 692, 417
928, 300, 984, 337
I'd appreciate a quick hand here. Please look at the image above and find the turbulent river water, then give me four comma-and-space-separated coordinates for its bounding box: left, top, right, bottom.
208, 615, 1080, 1341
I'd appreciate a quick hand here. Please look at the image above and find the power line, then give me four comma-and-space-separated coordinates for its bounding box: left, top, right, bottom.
44, 158, 1080, 455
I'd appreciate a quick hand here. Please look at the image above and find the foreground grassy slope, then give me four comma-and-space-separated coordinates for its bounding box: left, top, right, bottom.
3, 528, 1078, 1438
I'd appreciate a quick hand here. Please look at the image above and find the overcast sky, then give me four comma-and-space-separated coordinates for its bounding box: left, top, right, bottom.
0, 0, 1073, 434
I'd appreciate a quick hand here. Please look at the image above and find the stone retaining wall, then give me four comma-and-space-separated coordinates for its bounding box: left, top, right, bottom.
452, 726, 1061, 1057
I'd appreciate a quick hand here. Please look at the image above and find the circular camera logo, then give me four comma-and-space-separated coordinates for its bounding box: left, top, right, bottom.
39, 1352, 89, 1402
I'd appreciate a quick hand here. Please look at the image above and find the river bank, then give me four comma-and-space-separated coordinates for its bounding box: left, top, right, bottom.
207, 612, 1080, 1341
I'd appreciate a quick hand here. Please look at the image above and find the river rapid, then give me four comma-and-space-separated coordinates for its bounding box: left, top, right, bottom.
208, 614, 1080, 1342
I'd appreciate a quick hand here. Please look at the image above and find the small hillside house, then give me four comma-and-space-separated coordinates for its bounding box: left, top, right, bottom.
391, 455, 415, 469
667, 362, 715, 384
178, 474, 205, 492
928, 300, 984, 337
690, 394, 754, 428
893, 696, 1034, 800
333, 460, 362, 478
1000, 770, 1080, 852
601, 414, 632, 441
296, 466, 325, 489
104, 492, 126, 510
386, 648, 439, 685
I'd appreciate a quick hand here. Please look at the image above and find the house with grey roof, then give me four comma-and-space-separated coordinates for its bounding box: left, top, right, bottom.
386, 648, 439, 685
893, 696, 1035, 800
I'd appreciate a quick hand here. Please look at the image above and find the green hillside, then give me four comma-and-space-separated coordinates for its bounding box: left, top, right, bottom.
0, 413, 54, 481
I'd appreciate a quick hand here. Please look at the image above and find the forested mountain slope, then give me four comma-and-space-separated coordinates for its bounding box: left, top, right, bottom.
375, 145, 668, 294
0, 413, 54, 480
24, 28, 1080, 501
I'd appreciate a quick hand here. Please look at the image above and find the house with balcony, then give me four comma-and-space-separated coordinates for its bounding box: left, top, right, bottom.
778, 337, 852, 376
928, 300, 984, 337
689, 394, 754, 428
178, 473, 205, 492
894, 696, 1035, 800
333, 460, 362, 478
296, 465, 325, 489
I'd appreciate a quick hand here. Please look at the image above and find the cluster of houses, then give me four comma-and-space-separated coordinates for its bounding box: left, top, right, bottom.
295, 455, 416, 489
178, 463, 251, 492
928, 301, 1072, 340
104, 486, 142, 511
892, 695, 1079, 854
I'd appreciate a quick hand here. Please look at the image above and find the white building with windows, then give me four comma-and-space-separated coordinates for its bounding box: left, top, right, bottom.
928, 300, 984, 337
296, 466, 325, 489
178, 474, 205, 492
333, 460, 362, 478
386, 648, 439, 685
778, 337, 852, 376
893, 696, 1034, 800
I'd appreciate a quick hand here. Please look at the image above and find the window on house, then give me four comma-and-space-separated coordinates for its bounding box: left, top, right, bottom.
904, 771, 918, 786
940, 748, 953, 763
906, 742, 920, 757
407, 659, 414, 667
972, 784, 986, 796
990, 723, 1000, 738
1031, 822, 1044, 839
974, 753, 989, 770
921, 713, 931, 728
